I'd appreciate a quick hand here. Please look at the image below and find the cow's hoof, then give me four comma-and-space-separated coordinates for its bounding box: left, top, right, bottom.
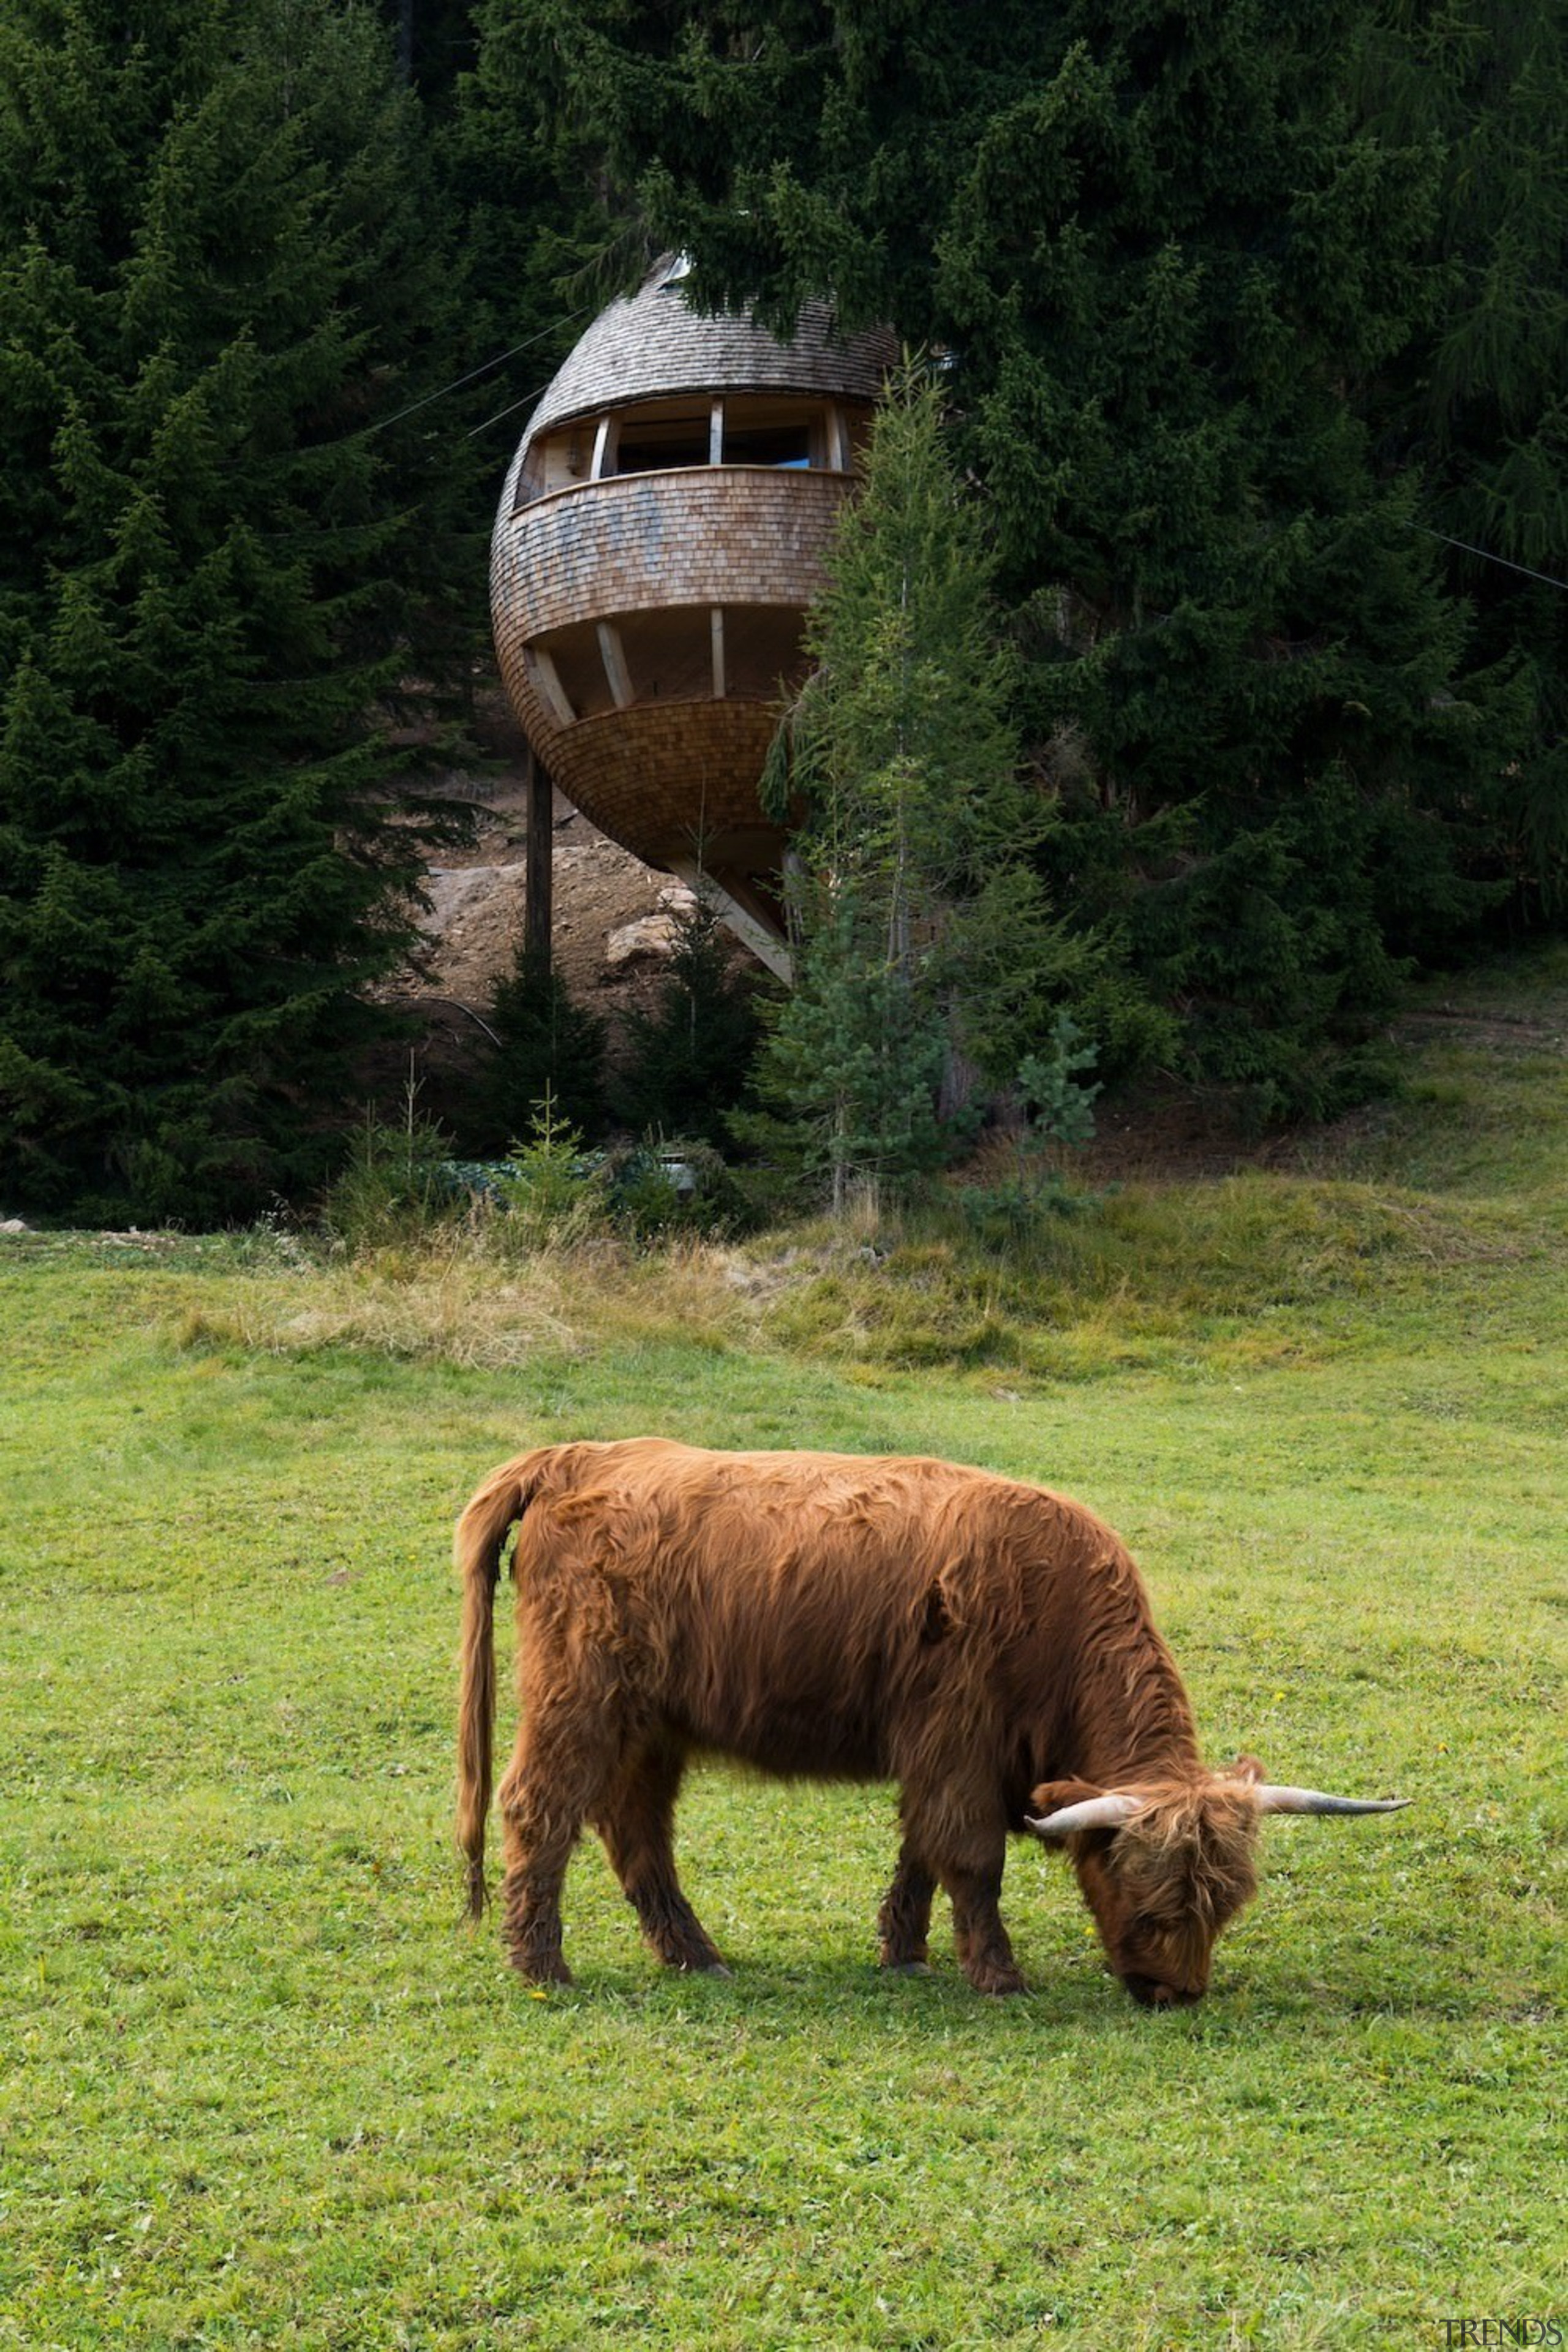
508, 1951, 573, 1987
971, 1969, 1027, 1997
882, 1959, 933, 1977
692, 1959, 734, 1978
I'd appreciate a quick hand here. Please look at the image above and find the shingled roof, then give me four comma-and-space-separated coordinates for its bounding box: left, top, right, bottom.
521, 260, 898, 448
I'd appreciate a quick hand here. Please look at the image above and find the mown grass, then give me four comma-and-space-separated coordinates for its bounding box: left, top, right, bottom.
2, 948, 1564, 2348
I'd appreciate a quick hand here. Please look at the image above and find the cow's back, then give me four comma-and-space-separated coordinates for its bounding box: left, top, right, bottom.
508, 1439, 1123, 1779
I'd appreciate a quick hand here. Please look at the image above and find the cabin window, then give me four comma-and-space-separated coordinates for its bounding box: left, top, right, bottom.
612, 608, 716, 703
723, 420, 813, 468
723, 397, 827, 469
510, 392, 870, 511
613, 405, 712, 475
720, 605, 807, 700
511, 424, 589, 509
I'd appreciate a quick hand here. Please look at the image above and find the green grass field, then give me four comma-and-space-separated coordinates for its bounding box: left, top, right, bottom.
2, 951, 1564, 2348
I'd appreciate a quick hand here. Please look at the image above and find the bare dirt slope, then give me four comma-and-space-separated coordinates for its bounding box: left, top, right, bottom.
377, 703, 689, 1134
400, 692, 677, 1011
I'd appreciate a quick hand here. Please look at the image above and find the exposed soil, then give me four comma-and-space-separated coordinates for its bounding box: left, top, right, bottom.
1076, 1080, 1303, 1186
374, 698, 685, 1134
399, 701, 674, 1011
1080, 1000, 1564, 1185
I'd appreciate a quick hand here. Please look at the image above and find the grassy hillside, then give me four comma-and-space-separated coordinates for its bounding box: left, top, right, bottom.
1, 949, 1563, 2348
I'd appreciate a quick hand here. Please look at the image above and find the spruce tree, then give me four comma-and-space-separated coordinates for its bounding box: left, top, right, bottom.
442, 0, 638, 398
933, 4, 1520, 1112
0, 0, 483, 1219
483, 0, 1552, 1116
1355, 1, 1568, 918
478, 947, 608, 1147
613, 891, 765, 1147
753, 367, 1087, 1208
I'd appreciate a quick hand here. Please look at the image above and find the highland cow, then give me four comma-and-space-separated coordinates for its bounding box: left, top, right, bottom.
454, 1440, 1406, 2004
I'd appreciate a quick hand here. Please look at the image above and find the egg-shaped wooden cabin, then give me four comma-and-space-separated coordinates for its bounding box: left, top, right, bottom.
490, 260, 895, 958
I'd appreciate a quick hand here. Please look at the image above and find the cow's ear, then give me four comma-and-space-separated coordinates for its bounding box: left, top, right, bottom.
1230, 1754, 1267, 1786
1028, 1778, 1105, 1817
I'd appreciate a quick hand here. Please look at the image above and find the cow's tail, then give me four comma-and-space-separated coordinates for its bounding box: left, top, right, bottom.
454, 1448, 556, 1921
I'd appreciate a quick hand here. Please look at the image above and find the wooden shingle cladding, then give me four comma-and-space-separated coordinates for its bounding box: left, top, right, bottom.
491, 469, 856, 875
502, 690, 788, 932
517, 273, 895, 449
492, 468, 854, 641
488, 263, 894, 933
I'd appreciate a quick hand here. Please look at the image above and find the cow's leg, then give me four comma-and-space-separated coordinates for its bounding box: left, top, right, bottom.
938, 1853, 1025, 1997
496, 1706, 620, 1986
897, 1773, 1025, 1996
592, 1736, 729, 1975
877, 1842, 935, 1972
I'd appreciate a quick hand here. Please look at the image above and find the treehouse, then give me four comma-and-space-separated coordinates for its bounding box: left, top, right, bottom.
489, 258, 896, 970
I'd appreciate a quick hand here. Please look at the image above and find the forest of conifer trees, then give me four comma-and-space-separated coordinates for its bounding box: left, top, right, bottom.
2, 0, 1564, 1220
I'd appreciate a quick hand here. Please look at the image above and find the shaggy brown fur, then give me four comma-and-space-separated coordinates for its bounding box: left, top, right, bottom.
454, 1438, 1268, 2002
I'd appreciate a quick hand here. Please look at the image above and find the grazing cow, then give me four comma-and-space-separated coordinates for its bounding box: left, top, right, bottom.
454, 1440, 1406, 2005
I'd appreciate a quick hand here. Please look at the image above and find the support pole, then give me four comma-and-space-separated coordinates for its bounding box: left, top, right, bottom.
524, 743, 553, 976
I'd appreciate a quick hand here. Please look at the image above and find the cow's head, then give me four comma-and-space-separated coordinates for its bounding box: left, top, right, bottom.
1026, 1760, 1409, 2007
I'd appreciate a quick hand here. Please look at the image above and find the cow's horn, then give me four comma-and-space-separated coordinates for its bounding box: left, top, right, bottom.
1025, 1793, 1144, 1839
1251, 1785, 1412, 1817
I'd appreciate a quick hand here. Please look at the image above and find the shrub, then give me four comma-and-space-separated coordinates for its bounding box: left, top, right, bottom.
318, 1102, 462, 1254
602, 1138, 752, 1239
484, 1090, 609, 1247
956, 1011, 1102, 1242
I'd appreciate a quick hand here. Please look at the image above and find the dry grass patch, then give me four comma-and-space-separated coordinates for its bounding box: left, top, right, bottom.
163, 1163, 1558, 1390
176, 1231, 760, 1368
